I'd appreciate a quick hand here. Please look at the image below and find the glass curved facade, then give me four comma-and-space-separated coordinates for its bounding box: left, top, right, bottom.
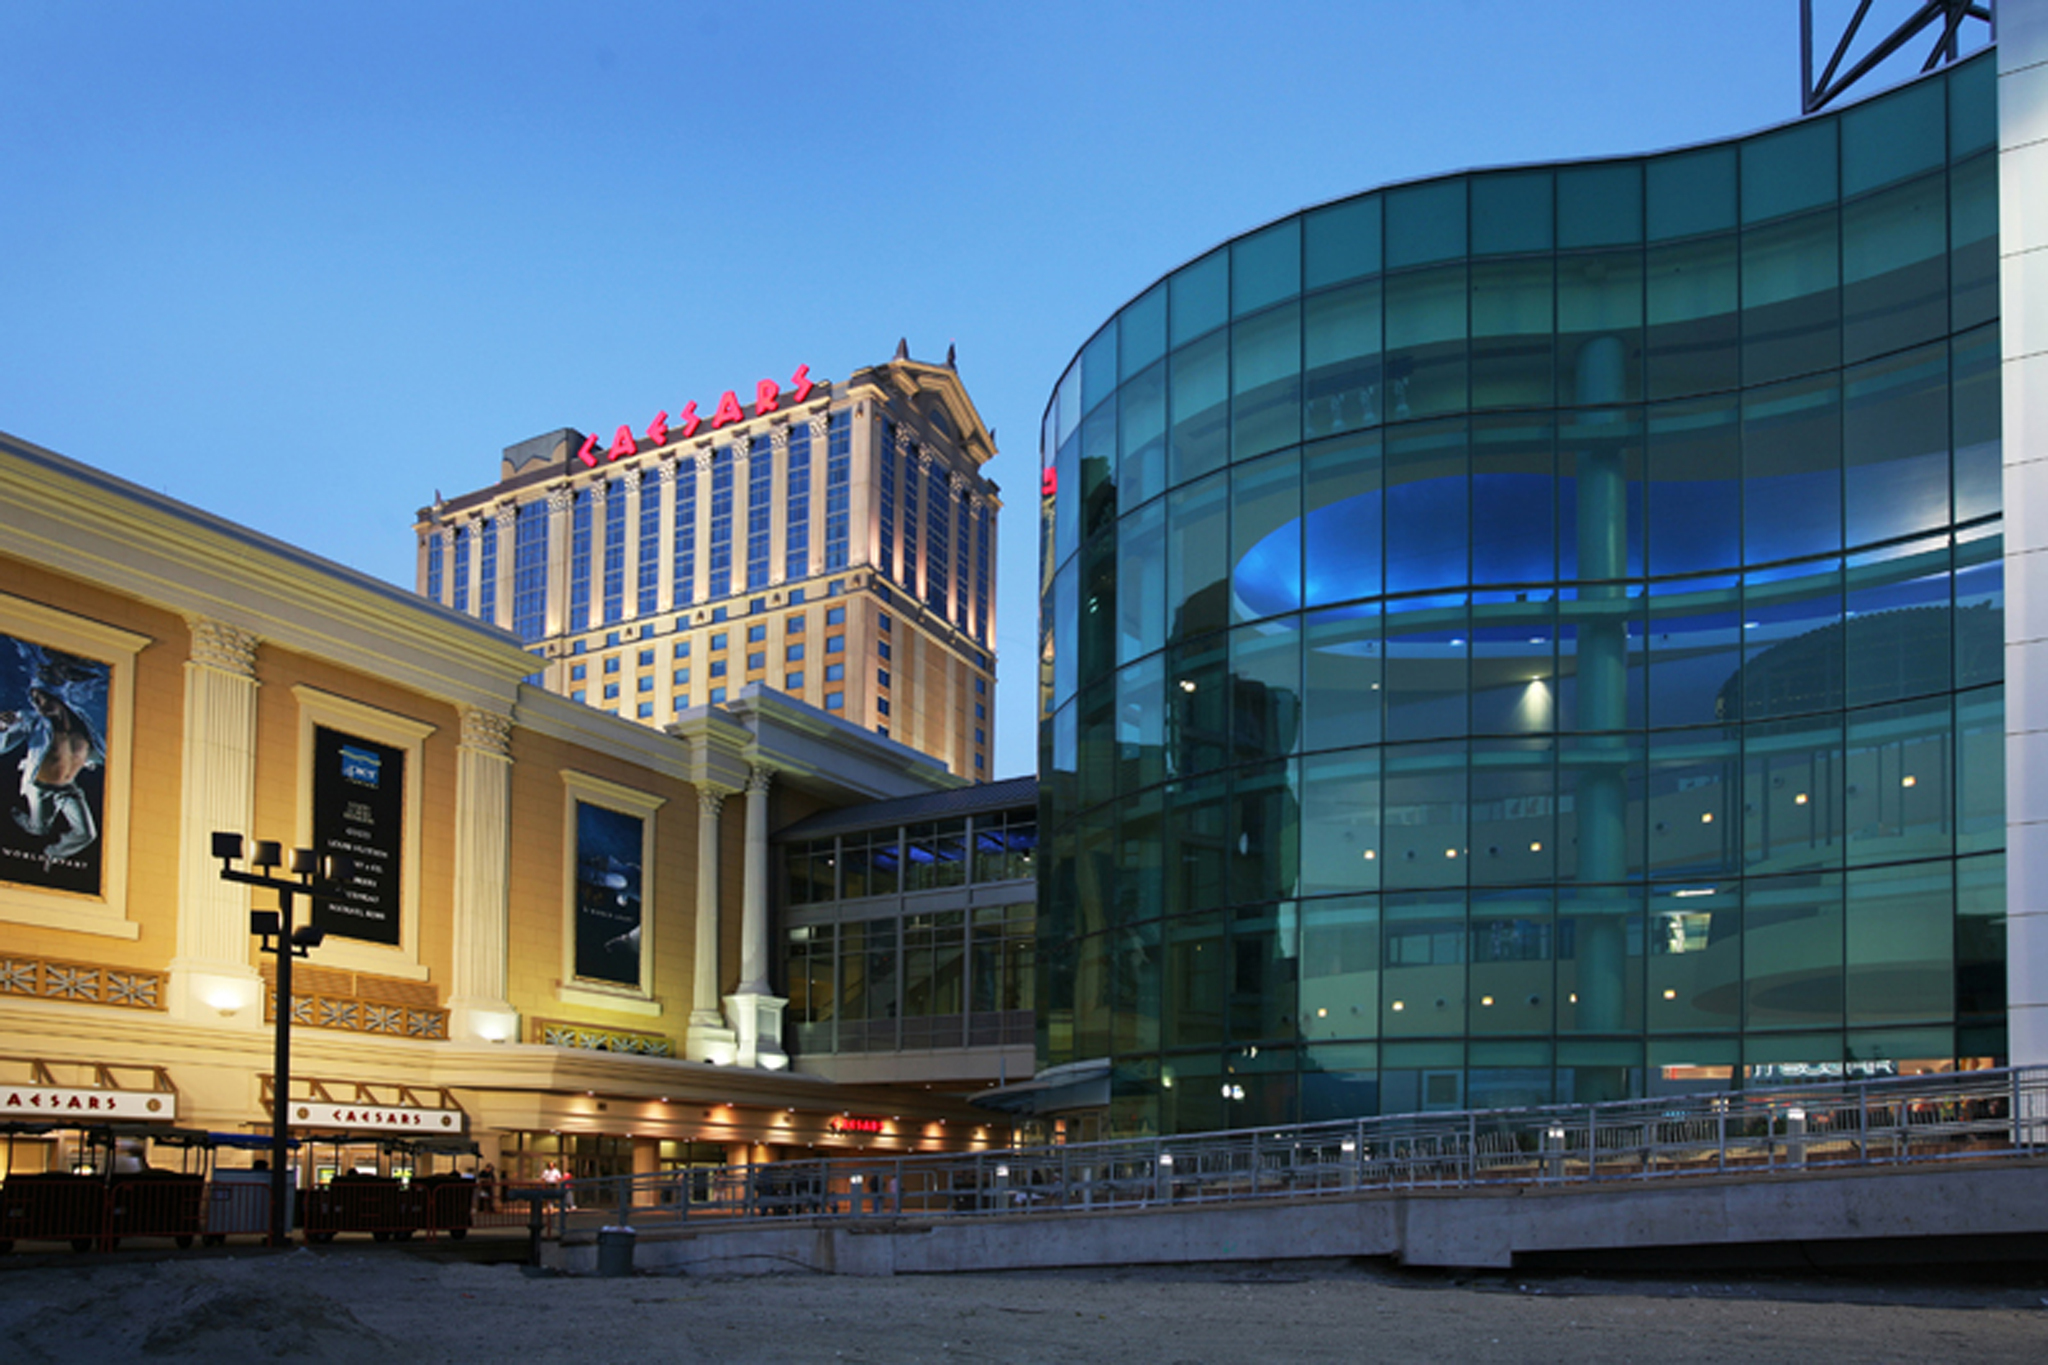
1037, 55, 2006, 1135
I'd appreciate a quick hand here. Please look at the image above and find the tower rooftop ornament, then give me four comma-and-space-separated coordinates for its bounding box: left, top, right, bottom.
1801, 0, 1994, 114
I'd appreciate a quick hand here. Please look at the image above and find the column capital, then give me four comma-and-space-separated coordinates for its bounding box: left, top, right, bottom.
458, 705, 514, 757
494, 502, 518, 529
658, 457, 681, 485
692, 446, 716, 475
698, 788, 728, 819
808, 412, 830, 442
770, 424, 791, 457
746, 764, 775, 796
619, 465, 642, 495
187, 618, 259, 677
546, 485, 574, 514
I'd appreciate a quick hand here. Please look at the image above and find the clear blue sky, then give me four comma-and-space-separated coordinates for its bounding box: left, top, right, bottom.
2, 1, 1943, 776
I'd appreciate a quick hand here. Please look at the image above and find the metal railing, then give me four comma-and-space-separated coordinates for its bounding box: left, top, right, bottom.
545, 1066, 2048, 1237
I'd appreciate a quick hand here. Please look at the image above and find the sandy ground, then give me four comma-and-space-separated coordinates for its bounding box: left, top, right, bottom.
0, 1246, 2044, 1363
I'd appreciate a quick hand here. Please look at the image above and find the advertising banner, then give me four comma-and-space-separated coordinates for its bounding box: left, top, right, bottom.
289, 1102, 462, 1133
0, 633, 110, 897
310, 726, 404, 945
0, 1086, 174, 1122
573, 801, 643, 987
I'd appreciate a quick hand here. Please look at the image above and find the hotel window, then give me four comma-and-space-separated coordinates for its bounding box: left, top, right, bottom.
974, 753, 985, 771
571, 689, 586, 703
954, 493, 973, 629
877, 698, 891, 717
746, 432, 774, 590
751, 596, 765, 614
426, 532, 444, 602
924, 458, 950, 612
638, 475, 661, 618
637, 701, 654, 719
786, 671, 805, 689
788, 587, 807, 605
827, 606, 846, 625
711, 606, 727, 622
878, 421, 897, 578
748, 624, 766, 643
878, 669, 891, 689
512, 502, 548, 642
638, 648, 654, 666
604, 683, 620, 700
707, 447, 734, 598
673, 459, 697, 607
825, 663, 844, 682
570, 663, 587, 681
787, 643, 805, 662
825, 411, 851, 571
786, 419, 812, 580
602, 477, 626, 624
878, 613, 892, 633
826, 693, 844, 711
673, 668, 690, 685
901, 435, 921, 591
711, 632, 728, 651
674, 641, 690, 658
710, 660, 727, 678
827, 635, 845, 654
710, 686, 727, 703
477, 514, 497, 624
451, 524, 469, 612
787, 614, 805, 633
637, 677, 653, 693
569, 487, 594, 630
878, 641, 892, 661
975, 702, 986, 719
604, 657, 620, 674
747, 652, 765, 671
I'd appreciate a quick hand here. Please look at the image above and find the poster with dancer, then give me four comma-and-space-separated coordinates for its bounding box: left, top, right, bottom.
0, 633, 110, 897
573, 801, 644, 987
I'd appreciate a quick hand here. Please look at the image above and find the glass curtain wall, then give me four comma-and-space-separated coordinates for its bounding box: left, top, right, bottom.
1038, 55, 2003, 1135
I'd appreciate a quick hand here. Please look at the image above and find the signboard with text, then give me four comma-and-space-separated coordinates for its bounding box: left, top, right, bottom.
310, 726, 404, 946
0, 1087, 174, 1121
290, 1102, 462, 1133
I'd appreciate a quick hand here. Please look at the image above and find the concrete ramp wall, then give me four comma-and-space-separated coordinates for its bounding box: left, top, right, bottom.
550, 1159, 2048, 1275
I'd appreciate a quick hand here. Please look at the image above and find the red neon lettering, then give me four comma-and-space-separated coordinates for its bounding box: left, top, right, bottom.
679, 400, 702, 437
791, 363, 814, 402
711, 390, 744, 428
1041, 467, 1057, 498
754, 378, 779, 414
647, 411, 669, 447
608, 425, 637, 461
576, 433, 601, 468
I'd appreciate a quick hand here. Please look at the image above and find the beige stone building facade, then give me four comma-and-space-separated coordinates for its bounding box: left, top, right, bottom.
0, 430, 1005, 1186
413, 349, 1000, 781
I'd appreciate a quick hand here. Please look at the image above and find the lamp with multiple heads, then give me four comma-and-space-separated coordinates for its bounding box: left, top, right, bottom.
210, 831, 352, 1249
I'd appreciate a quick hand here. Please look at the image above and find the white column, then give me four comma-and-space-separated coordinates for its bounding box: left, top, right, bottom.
2003, 7, 2048, 1077
768, 424, 791, 587
169, 618, 264, 1025
588, 480, 610, 632
544, 485, 572, 639
808, 411, 831, 579
723, 764, 788, 1069
620, 467, 642, 622
685, 787, 738, 1064
448, 705, 518, 1043
656, 459, 679, 615
692, 447, 715, 602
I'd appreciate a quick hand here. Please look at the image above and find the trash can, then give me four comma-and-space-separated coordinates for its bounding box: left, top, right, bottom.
596, 1225, 636, 1277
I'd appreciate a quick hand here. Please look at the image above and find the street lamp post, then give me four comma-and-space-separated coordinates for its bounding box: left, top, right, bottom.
211, 832, 349, 1248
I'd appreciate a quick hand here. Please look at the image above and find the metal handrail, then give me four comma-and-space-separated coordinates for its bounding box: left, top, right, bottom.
547, 1065, 2048, 1236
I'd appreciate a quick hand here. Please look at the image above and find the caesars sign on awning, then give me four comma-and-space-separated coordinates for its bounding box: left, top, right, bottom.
290, 1102, 462, 1134
1, 1087, 176, 1121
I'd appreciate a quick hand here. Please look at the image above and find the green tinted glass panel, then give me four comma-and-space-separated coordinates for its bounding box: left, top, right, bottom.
1170, 250, 1228, 347
1386, 179, 1466, 268
1471, 171, 1552, 255
1559, 162, 1642, 246
1305, 195, 1382, 289
1232, 220, 1301, 315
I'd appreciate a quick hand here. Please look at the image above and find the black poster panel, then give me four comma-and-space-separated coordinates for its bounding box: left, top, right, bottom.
311, 727, 404, 946
574, 801, 643, 986
0, 633, 110, 897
